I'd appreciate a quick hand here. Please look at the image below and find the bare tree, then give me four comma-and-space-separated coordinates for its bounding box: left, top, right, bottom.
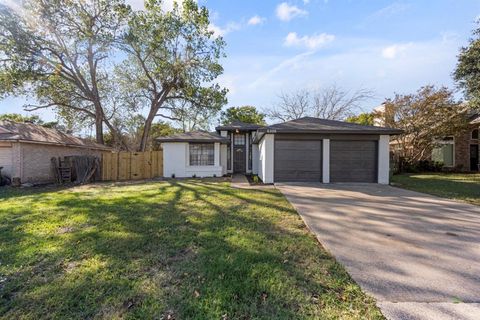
268, 85, 374, 122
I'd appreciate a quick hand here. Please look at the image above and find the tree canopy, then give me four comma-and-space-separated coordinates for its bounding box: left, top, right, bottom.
0, 113, 61, 129
220, 106, 266, 125
384, 86, 468, 165
345, 113, 375, 126
0, 0, 227, 150
268, 85, 373, 122
454, 22, 480, 108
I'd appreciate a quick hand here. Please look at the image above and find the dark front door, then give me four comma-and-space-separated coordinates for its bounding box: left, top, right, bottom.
233, 134, 246, 173
470, 144, 479, 171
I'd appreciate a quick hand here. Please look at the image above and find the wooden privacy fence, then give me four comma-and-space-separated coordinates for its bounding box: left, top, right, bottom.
101, 151, 163, 181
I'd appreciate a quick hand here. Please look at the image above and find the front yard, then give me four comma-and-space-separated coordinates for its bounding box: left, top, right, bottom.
391, 173, 480, 206
0, 180, 382, 319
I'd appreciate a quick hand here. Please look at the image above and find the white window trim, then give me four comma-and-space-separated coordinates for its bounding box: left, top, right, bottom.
432, 136, 455, 167
187, 143, 215, 167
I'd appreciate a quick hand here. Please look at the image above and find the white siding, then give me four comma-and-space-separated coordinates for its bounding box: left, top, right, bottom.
378, 135, 390, 184
0, 143, 13, 178
220, 144, 227, 176
252, 143, 259, 175
162, 142, 223, 178
258, 134, 274, 183
322, 139, 330, 183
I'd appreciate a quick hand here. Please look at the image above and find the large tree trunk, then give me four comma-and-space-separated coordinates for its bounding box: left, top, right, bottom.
93, 100, 105, 144
139, 107, 157, 152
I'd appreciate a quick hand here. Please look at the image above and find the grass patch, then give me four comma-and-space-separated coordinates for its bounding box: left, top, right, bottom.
391, 173, 480, 205
0, 180, 382, 319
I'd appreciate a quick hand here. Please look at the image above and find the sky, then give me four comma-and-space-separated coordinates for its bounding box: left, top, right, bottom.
1, 0, 480, 123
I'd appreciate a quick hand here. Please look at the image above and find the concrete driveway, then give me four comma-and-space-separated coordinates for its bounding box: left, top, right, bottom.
276, 183, 480, 320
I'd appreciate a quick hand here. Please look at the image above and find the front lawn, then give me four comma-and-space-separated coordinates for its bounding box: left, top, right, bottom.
0, 180, 382, 319
391, 173, 480, 205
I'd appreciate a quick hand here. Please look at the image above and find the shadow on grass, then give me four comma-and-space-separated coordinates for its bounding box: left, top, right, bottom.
0, 180, 381, 319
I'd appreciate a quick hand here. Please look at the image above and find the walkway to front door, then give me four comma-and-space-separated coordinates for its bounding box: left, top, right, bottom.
277, 183, 480, 320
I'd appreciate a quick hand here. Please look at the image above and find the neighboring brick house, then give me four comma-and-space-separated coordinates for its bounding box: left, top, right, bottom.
0, 121, 112, 184
374, 104, 480, 172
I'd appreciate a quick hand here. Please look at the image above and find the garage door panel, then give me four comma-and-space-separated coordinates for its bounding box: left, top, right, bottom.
275, 140, 322, 182
331, 140, 377, 183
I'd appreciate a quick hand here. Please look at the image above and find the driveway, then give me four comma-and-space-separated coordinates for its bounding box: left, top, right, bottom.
276, 183, 480, 320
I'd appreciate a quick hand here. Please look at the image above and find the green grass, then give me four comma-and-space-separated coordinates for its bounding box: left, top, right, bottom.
391, 173, 480, 205
0, 180, 382, 319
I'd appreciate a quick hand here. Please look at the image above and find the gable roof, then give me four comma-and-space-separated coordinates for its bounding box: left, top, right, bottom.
258, 117, 403, 135
215, 121, 265, 131
0, 121, 112, 150
155, 131, 229, 143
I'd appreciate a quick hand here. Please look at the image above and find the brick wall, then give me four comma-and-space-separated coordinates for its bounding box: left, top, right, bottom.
454, 125, 479, 172
20, 143, 104, 183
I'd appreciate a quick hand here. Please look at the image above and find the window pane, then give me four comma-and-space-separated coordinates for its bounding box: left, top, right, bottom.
234, 134, 245, 145
443, 144, 454, 166
472, 129, 479, 140
189, 144, 214, 166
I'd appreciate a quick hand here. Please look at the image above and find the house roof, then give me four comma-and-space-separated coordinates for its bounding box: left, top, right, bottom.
155, 131, 229, 143
258, 117, 403, 135
215, 121, 265, 131
0, 120, 112, 150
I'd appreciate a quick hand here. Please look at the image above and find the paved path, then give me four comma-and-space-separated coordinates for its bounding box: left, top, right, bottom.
276, 183, 480, 320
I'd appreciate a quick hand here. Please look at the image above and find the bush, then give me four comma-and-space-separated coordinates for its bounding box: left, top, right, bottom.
395, 158, 444, 173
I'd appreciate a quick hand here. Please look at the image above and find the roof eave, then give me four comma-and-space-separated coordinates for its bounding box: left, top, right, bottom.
257, 129, 403, 135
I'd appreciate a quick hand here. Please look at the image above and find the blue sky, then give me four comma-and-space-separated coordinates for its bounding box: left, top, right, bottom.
1, 0, 479, 122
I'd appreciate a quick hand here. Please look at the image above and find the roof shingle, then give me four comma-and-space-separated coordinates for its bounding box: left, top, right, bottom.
258, 117, 403, 134
0, 121, 112, 150
156, 131, 229, 143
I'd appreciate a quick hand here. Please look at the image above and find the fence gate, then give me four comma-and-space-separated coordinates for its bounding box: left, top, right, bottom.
101, 151, 163, 181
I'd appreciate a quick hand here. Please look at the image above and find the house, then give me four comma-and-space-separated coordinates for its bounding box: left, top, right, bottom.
156, 117, 402, 184
374, 104, 480, 171
0, 121, 112, 184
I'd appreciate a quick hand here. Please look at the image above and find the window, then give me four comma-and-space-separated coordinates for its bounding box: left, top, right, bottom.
472, 129, 479, 140
189, 143, 214, 166
234, 134, 245, 145
432, 137, 454, 167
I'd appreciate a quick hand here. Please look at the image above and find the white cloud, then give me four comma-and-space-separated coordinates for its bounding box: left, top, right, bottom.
208, 22, 241, 37
284, 32, 335, 49
381, 43, 411, 59
371, 2, 411, 19
248, 15, 266, 26
303, 0, 310, 4
276, 2, 308, 21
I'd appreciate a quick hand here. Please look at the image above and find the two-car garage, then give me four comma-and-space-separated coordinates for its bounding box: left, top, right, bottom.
256, 117, 401, 184
274, 136, 378, 183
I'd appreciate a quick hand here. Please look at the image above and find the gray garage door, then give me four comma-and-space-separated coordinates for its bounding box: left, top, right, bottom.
274, 140, 322, 182
330, 140, 378, 183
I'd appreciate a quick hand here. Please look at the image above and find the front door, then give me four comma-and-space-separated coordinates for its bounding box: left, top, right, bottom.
233, 134, 246, 173
470, 144, 479, 171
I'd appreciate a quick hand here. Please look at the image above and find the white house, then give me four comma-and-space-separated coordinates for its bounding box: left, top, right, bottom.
157, 117, 402, 184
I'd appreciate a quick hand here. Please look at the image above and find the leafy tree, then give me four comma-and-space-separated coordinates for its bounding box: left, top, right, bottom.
268, 85, 373, 122
345, 112, 375, 126
0, 113, 42, 124
0, 0, 130, 145
454, 22, 480, 107
0, 113, 62, 129
383, 86, 468, 164
220, 106, 266, 125
119, 0, 227, 151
